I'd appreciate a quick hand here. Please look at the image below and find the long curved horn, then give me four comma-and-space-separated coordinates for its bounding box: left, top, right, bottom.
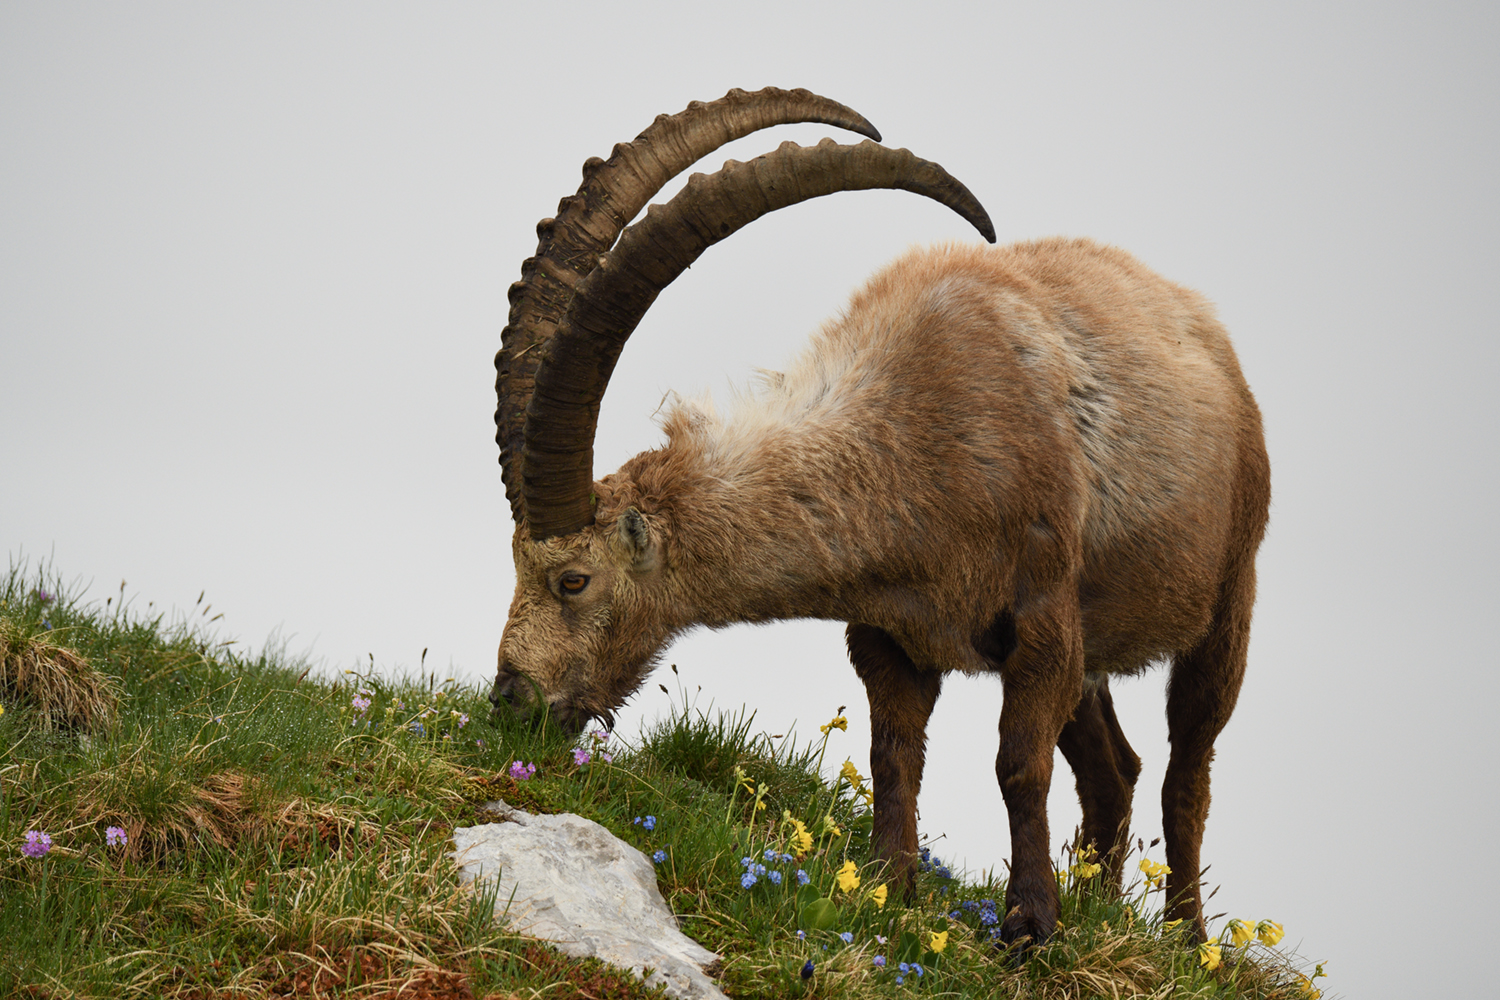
497, 88, 881, 521
521, 137, 996, 539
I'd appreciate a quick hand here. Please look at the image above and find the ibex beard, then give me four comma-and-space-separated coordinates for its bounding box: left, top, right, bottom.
488, 88, 1269, 955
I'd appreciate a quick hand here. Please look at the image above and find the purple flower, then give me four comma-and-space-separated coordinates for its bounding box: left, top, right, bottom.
508, 761, 537, 781
351, 695, 372, 713
457, 712, 469, 728
105, 826, 127, 847
876, 935, 887, 945
591, 729, 611, 742
22, 830, 52, 858
653, 849, 667, 864
839, 931, 853, 944
740, 872, 758, 888
572, 748, 591, 766
600, 751, 613, 763
873, 955, 886, 968
642, 815, 656, 831
34, 589, 53, 603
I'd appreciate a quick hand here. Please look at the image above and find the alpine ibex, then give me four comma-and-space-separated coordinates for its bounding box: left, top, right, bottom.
488, 88, 1269, 948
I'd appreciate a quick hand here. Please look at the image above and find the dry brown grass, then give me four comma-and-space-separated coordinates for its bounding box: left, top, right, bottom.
0, 616, 117, 732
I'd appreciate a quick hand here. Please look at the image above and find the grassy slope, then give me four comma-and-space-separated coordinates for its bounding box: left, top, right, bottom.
0, 566, 1326, 999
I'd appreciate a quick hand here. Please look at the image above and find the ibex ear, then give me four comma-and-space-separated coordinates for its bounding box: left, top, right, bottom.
617, 506, 658, 572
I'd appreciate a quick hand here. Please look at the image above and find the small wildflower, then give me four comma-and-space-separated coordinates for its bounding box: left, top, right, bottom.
1256, 919, 1285, 947
105, 826, 127, 847
1226, 918, 1253, 947
768, 870, 782, 885
642, 815, 656, 831
741, 872, 758, 889
899, 962, 911, 974
1163, 918, 1184, 932
600, 751, 613, 762
508, 760, 537, 780
764, 848, 778, 863
409, 721, 425, 736
741, 856, 755, 868
911, 963, 925, 977
1198, 942, 1222, 971
22, 830, 52, 858
796, 930, 806, 940
800, 959, 814, 980
818, 814, 843, 839
785, 813, 813, 853
836, 860, 860, 892
351, 695, 372, 713
839, 931, 853, 944
572, 747, 591, 766
1139, 858, 1171, 888
870, 882, 889, 908
653, 849, 667, 864
796, 869, 810, 885
819, 714, 848, 735
876, 935, 887, 945
930, 929, 948, 953
873, 955, 886, 967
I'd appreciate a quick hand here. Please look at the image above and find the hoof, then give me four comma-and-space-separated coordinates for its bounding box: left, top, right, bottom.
999, 909, 1056, 959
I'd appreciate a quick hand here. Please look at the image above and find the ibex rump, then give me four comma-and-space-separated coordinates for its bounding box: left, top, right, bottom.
489, 88, 1270, 949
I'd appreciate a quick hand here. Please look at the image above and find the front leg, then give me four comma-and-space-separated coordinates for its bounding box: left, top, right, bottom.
846, 624, 943, 900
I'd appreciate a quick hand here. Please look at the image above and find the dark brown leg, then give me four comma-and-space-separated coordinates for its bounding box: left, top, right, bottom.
994, 584, 1086, 950
1056, 675, 1142, 888
846, 624, 943, 900
1161, 561, 1256, 941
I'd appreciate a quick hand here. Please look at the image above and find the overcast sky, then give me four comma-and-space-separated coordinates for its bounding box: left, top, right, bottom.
4, 3, 1497, 996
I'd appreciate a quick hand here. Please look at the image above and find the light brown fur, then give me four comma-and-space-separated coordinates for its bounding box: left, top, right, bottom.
492, 236, 1269, 947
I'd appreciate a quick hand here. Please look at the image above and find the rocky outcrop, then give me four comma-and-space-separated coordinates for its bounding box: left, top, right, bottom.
452, 800, 726, 1000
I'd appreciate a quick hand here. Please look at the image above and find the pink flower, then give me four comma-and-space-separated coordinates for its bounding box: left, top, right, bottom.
105, 826, 128, 847
573, 748, 592, 766
22, 830, 52, 858
508, 761, 537, 781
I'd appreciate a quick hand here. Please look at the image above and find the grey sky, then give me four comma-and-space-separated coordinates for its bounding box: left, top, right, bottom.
4, 4, 1497, 996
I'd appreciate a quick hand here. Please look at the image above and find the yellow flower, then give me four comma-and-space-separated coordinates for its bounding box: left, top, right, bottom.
836, 860, 860, 892
861, 787, 874, 806
929, 929, 948, 953
820, 714, 848, 735
818, 814, 843, 839
840, 759, 862, 784
1293, 973, 1321, 999
870, 883, 888, 909
1138, 858, 1171, 888
1256, 919, 1284, 947
1070, 860, 1102, 879
783, 812, 814, 853
1226, 919, 1252, 947
1162, 918, 1184, 933
1198, 942, 1221, 970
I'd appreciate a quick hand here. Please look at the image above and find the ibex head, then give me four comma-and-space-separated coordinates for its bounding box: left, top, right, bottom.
489, 88, 994, 733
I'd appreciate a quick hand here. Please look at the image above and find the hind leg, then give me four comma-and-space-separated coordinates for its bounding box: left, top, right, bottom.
1161, 562, 1257, 940
847, 624, 943, 900
1056, 674, 1142, 888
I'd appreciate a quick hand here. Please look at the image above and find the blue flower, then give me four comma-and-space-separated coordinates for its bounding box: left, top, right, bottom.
741, 872, 758, 888
873, 955, 886, 968
911, 963, 925, 977
409, 721, 425, 736
896, 976, 905, 985
796, 869, 810, 885
899, 963, 911, 974
800, 960, 814, 980
764, 848, 778, 862
741, 856, 755, 868
950, 910, 962, 919
839, 932, 853, 944
768, 870, 782, 885
634, 816, 642, 825
653, 849, 667, 864
642, 815, 656, 831
796, 930, 806, 940
753, 863, 767, 876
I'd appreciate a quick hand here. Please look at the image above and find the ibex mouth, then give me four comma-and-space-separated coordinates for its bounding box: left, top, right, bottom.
487, 667, 614, 735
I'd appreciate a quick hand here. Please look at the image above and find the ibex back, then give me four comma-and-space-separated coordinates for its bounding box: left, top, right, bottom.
488, 88, 1269, 950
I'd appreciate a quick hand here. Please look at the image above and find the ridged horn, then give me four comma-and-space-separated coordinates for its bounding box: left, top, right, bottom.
497, 88, 881, 522
521, 137, 996, 539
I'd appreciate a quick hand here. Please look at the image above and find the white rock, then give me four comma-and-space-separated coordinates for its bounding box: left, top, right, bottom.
452, 800, 727, 1000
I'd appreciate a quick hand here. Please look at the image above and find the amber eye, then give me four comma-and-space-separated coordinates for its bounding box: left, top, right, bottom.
559, 573, 590, 595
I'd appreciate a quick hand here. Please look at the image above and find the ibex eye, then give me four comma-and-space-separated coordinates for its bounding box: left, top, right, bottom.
559, 573, 590, 595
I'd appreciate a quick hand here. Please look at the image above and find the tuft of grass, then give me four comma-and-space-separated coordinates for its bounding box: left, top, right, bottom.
0, 561, 1329, 999
0, 615, 117, 732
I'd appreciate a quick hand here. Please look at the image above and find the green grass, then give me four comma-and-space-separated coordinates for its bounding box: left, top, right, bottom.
0, 562, 1328, 999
